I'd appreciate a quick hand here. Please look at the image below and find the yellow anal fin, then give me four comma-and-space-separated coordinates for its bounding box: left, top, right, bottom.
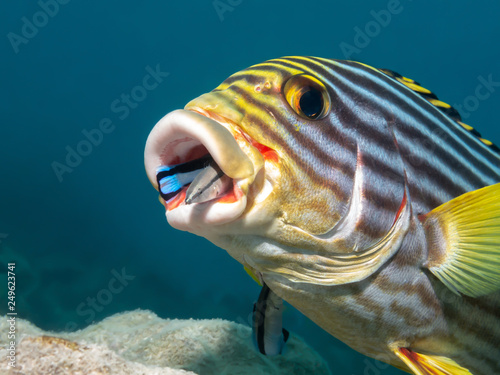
244, 265, 262, 286
394, 348, 473, 375
422, 183, 500, 297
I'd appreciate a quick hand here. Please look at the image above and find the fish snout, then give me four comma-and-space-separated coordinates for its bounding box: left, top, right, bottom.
144, 109, 266, 231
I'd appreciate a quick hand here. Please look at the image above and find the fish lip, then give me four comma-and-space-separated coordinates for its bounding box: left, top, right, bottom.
144, 109, 255, 190
144, 108, 264, 226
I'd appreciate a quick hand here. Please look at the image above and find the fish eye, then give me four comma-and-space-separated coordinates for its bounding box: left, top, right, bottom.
283, 74, 330, 120
299, 87, 323, 119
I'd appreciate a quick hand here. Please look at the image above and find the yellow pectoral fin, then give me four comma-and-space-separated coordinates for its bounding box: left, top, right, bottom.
394, 348, 472, 375
422, 183, 500, 297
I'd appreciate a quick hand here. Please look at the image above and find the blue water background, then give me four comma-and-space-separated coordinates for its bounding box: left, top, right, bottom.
1, 1, 499, 374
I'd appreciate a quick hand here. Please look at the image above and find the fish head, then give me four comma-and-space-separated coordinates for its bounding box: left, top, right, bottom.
144, 57, 410, 286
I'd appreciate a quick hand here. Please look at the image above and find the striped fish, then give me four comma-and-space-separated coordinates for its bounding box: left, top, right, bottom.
252, 282, 290, 356
144, 56, 500, 374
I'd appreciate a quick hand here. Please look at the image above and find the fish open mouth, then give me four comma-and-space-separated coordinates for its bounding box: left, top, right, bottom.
144, 109, 265, 230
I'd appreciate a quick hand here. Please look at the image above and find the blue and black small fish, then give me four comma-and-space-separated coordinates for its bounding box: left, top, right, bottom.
156, 155, 212, 201
144, 56, 500, 375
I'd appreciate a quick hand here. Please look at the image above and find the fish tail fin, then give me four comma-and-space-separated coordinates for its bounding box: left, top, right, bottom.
159, 175, 183, 196
278, 328, 290, 355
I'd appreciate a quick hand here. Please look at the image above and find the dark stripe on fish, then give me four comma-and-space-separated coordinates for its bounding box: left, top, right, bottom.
156, 154, 211, 181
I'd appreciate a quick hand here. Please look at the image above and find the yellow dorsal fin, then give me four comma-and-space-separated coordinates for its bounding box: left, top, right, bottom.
379, 68, 463, 122
394, 348, 472, 375
422, 183, 500, 297
378, 68, 500, 154
244, 266, 262, 286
